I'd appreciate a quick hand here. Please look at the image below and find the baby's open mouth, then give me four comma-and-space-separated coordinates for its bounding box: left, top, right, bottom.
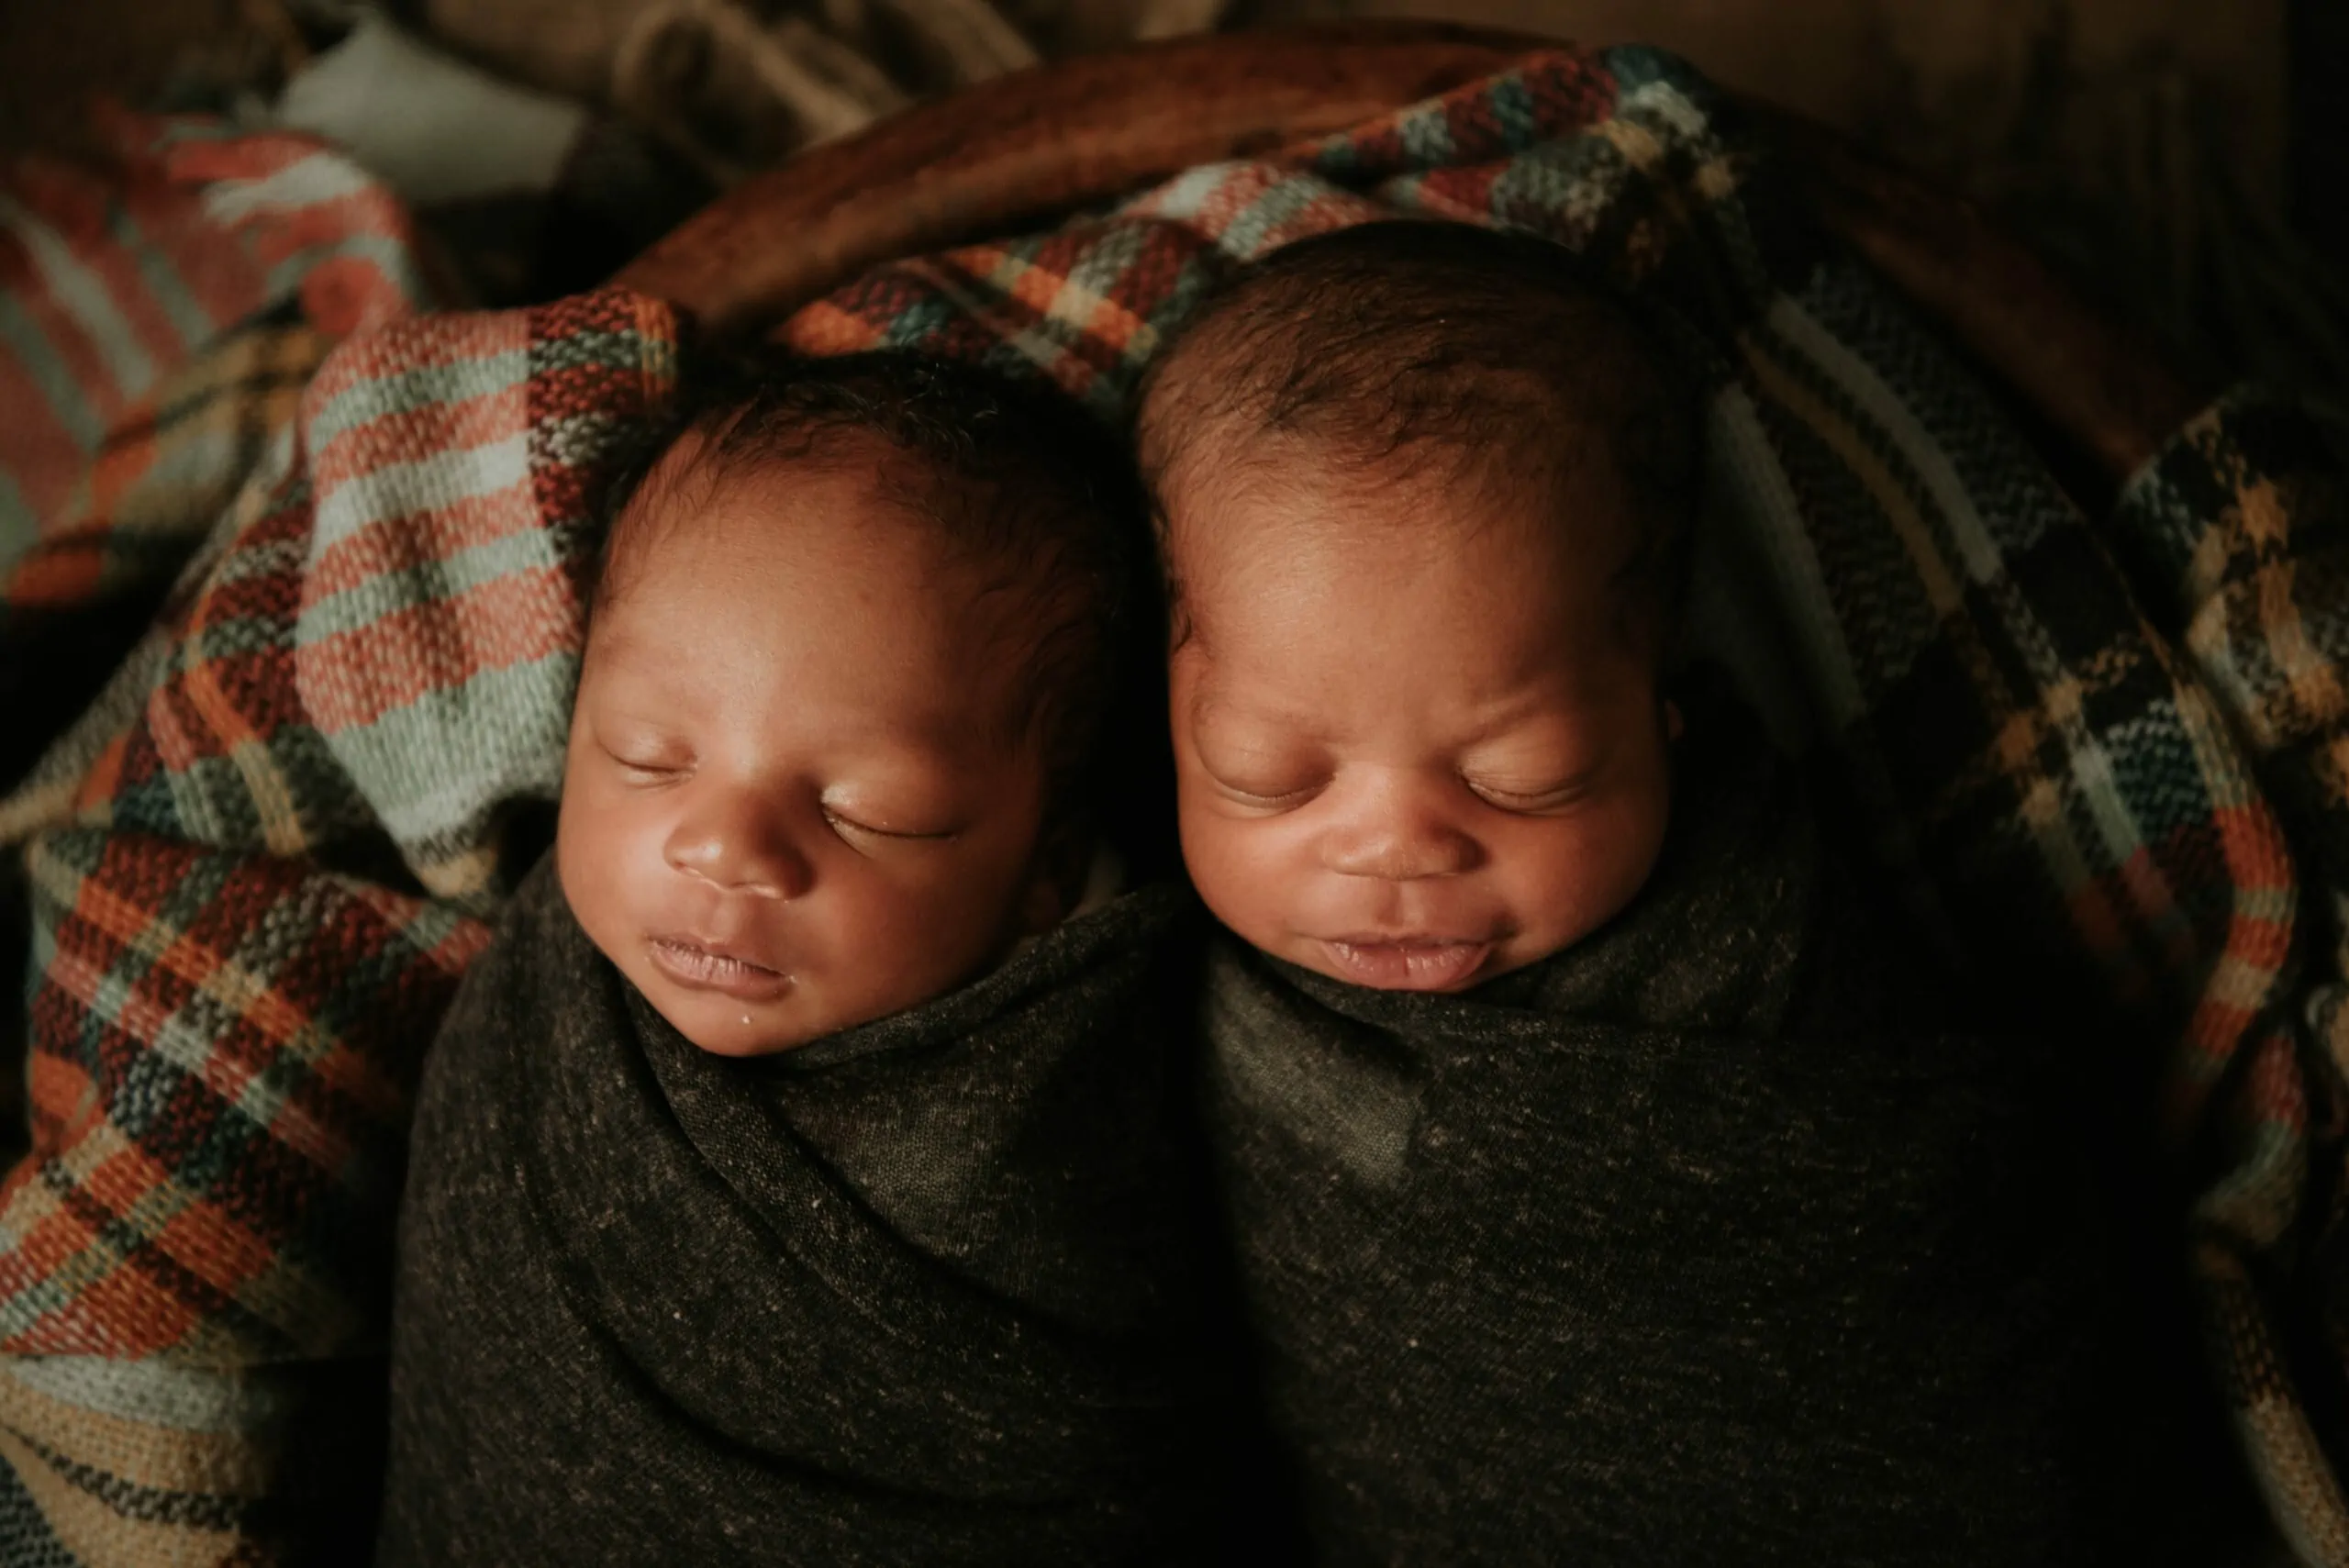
648, 937, 793, 1001
1319, 937, 1494, 992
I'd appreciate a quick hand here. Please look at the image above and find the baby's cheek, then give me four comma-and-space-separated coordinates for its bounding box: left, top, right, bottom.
1486, 806, 1647, 956
842, 848, 1031, 992
554, 793, 621, 936
1176, 799, 1293, 939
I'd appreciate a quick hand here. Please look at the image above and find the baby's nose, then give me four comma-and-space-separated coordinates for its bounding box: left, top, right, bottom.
663, 796, 814, 897
1318, 780, 1481, 882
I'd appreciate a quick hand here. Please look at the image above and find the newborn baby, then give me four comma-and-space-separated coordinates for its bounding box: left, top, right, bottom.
556, 351, 1107, 1056
381, 351, 1234, 1567
1144, 226, 1687, 996
1138, 222, 2109, 1564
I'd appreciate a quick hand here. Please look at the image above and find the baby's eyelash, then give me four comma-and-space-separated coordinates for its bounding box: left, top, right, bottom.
1215, 778, 1324, 810
605, 747, 686, 779
821, 807, 957, 842
1464, 773, 1595, 811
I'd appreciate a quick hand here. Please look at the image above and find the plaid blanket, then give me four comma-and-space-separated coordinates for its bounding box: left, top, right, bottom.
0, 284, 678, 1563
0, 112, 433, 816
3, 40, 2348, 1565
0, 111, 430, 570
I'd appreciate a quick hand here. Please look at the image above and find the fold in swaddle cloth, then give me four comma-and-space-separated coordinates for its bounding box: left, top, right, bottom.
1202, 685, 2107, 1565
379, 858, 1236, 1566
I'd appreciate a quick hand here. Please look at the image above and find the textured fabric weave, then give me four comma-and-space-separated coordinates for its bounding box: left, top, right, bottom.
0, 111, 429, 574
0, 287, 678, 1564
0, 324, 332, 799
379, 862, 1233, 1566
1201, 688, 2098, 1563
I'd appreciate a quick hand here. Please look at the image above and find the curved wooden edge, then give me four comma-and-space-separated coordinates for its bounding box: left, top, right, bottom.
1750, 103, 2210, 485
616, 18, 2210, 487
612, 23, 1536, 336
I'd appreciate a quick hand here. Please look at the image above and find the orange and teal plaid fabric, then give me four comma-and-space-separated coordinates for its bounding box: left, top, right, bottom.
6, 40, 2349, 1565
2106, 392, 2349, 1562
0, 324, 331, 804
0, 109, 428, 572
0, 110, 679, 1563
0, 286, 681, 1565
0, 110, 431, 809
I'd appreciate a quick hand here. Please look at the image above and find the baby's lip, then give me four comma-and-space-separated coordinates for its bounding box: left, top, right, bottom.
1315, 934, 1497, 993
646, 933, 793, 1001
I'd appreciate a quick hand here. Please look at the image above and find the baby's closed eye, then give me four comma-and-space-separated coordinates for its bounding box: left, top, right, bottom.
1193, 740, 1330, 811
1460, 771, 1600, 813
584, 704, 696, 779
1457, 732, 1611, 813
1213, 776, 1327, 810
599, 740, 693, 783
821, 806, 962, 843
818, 779, 969, 845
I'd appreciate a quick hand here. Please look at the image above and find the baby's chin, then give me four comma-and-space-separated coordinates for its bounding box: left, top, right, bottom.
628, 940, 1020, 1057
632, 963, 916, 1058
647, 984, 834, 1058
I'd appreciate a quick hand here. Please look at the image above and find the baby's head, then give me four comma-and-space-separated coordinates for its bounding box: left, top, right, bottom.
559, 350, 1141, 1056
1136, 221, 1700, 993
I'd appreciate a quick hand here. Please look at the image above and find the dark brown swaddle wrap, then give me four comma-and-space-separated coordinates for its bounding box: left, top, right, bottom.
1202, 693, 2107, 1564
379, 859, 1235, 1566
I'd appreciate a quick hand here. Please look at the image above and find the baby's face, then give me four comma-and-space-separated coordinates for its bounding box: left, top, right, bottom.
1166, 461, 1675, 993
557, 450, 1062, 1056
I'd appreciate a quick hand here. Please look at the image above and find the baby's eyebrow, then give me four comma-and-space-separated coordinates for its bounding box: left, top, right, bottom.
582, 623, 679, 675
583, 651, 707, 714
1186, 679, 1322, 737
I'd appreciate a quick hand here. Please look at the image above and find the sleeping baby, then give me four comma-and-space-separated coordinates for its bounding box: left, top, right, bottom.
1136, 221, 2112, 1564
379, 350, 1236, 1566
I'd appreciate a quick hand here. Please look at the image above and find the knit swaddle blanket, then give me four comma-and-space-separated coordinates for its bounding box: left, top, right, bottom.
6, 39, 2349, 1565
375, 862, 1232, 1566
1203, 689, 2096, 1562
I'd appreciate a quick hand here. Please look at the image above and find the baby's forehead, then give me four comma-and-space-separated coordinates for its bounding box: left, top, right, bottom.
582, 489, 1044, 754
593, 433, 1104, 742
1164, 450, 1661, 685
598, 431, 988, 612
1163, 433, 1642, 573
